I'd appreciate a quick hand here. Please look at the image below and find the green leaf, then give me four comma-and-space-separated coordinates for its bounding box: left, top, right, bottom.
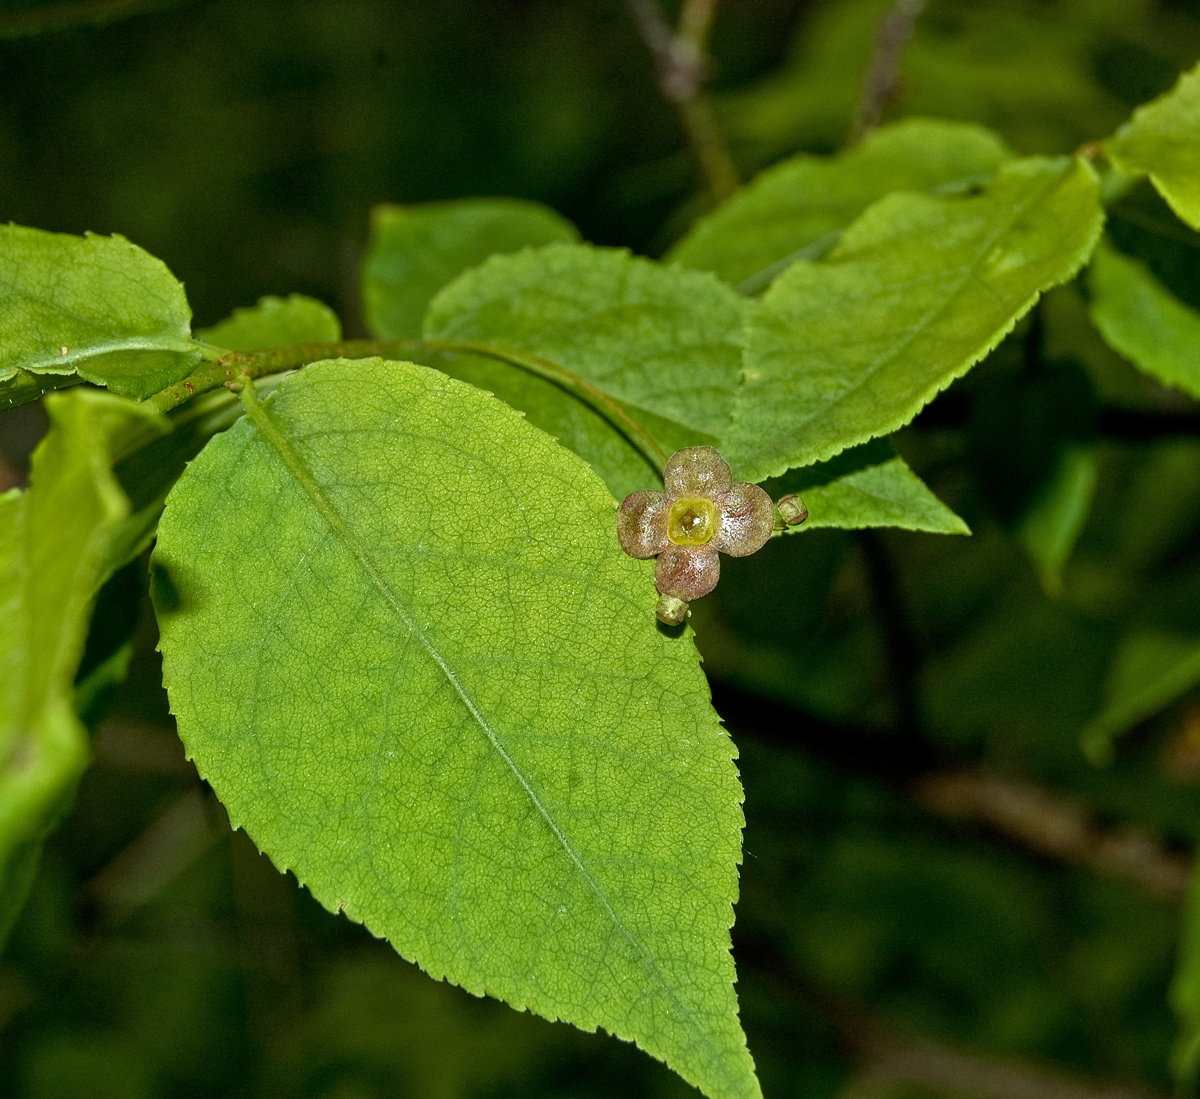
197, 294, 341, 352
0, 388, 168, 946
1017, 445, 1098, 597
152, 358, 760, 1099
669, 117, 1013, 291
428, 350, 663, 502
1105, 62, 1200, 231
1171, 872, 1200, 1087
0, 224, 204, 399
761, 439, 969, 534
1087, 240, 1200, 400
724, 156, 1104, 482
425, 242, 749, 444
363, 199, 580, 340
0, 369, 81, 413
1080, 631, 1200, 766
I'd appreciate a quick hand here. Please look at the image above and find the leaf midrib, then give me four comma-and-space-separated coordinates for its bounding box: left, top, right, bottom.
236, 380, 713, 1045
733, 162, 1080, 469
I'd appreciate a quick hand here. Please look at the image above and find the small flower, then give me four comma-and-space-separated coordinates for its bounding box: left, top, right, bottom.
617, 446, 775, 626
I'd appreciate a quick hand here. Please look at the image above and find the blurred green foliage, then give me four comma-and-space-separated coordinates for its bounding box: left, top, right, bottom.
4, 0, 1200, 1097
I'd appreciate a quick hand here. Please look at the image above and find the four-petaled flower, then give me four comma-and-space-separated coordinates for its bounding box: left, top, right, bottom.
617, 446, 775, 625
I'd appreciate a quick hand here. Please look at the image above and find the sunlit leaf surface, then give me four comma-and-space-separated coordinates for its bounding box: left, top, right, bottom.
153, 358, 760, 1099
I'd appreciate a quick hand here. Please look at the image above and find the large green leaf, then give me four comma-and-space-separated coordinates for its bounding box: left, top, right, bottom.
362, 198, 580, 339
669, 118, 1013, 291
1105, 62, 1200, 231
760, 439, 969, 534
0, 224, 204, 399
197, 294, 342, 352
424, 242, 748, 444
152, 358, 759, 1099
724, 156, 1104, 482
1087, 241, 1200, 400
0, 388, 168, 945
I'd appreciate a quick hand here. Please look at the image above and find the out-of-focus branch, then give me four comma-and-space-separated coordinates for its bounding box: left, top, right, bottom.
850, 1029, 1162, 1099
624, 0, 739, 201
917, 770, 1192, 902
712, 683, 1192, 904
742, 939, 1166, 1099
848, 0, 926, 144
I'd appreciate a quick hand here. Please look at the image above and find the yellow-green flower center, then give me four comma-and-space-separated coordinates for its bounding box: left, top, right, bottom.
667, 497, 717, 546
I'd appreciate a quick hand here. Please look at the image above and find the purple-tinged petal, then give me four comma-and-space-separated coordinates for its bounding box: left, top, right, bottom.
712, 482, 775, 557
654, 544, 720, 601
617, 489, 669, 558
663, 446, 733, 499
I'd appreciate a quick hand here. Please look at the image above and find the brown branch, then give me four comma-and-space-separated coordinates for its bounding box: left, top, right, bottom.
848, 0, 926, 144
743, 939, 1167, 1099
623, 0, 739, 201
712, 683, 1191, 904
916, 770, 1192, 903
852, 1030, 1163, 1099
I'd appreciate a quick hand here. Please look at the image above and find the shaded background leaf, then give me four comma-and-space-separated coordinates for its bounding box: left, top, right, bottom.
196, 294, 341, 352
669, 117, 1013, 291
362, 198, 579, 340
425, 242, 748, 444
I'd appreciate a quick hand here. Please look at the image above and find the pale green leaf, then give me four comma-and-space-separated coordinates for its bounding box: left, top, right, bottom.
152, 358, 759, 1099
1017, 445, 1098, 597
1105, 62, 1200, 230
669, 117, 1013, 291
197, 294, 341, 352
363, 198, 580, 339
761, 439, 969, 534
425, 242, 748, 443
0, 388, 169, 946
1080, 631, 1200, 765
1087, 240, 1200, 400
724, 156, 1104, 482
0, 224, 204, 398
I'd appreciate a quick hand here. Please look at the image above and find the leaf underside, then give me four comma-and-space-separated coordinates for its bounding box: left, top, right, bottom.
152, 358, 761, 1099
0, 224, 202, 399
723, 156, 1105, 482
763, 440, 969, 534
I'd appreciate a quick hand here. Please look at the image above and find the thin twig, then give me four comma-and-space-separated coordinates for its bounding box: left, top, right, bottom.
142, 337, 668, 474
740, 938, 1167, 1099
624, 0, 739, 201
848, 0, 927, 144
676, 0, 720, 52
713, 682, 1190, 905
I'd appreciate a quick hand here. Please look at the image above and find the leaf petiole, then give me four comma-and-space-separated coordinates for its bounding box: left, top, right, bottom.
145, 337, 668, 476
